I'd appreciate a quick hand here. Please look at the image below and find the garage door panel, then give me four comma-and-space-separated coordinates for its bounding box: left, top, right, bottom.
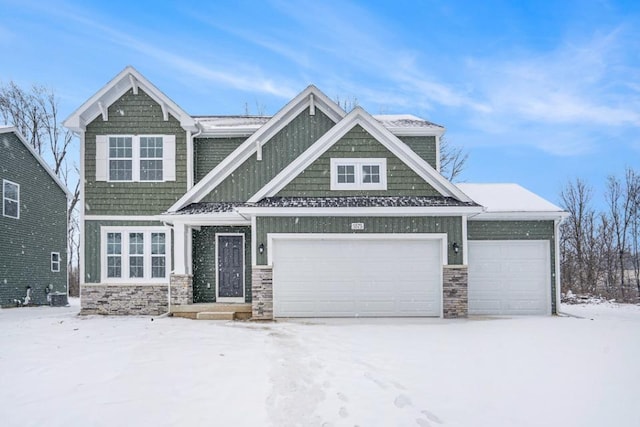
273, 237, 442, 317
469, 240, 550, 315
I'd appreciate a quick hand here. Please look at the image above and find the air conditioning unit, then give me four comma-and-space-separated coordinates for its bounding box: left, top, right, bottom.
49, 292, 68, 307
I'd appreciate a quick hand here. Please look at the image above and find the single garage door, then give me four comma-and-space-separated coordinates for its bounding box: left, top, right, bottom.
468, 240, 551, 315
272, 237, 442, 317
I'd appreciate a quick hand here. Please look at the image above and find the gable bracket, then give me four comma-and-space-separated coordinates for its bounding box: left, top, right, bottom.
256, 140, 262, 161
161, 102, 169, 121
129, 74, 139, 95
309, 94, 315, 116
97, 101, 108, 121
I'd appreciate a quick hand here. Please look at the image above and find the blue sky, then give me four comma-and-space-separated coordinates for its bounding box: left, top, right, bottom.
1, 0, 639, 206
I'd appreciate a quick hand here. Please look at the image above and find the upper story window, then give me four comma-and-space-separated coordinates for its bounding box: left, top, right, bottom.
51, 252, 61, 272
96, 135, 175, 183
330, 158, 387, 190
2, 179, 20, 219
101, 227, 170, 283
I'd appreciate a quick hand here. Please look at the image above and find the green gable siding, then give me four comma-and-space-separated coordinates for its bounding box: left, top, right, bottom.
84, 220, 167, 283
192, 226, 252, 303
397, 135, 437, 169
202, 109, 336, 202
467, 220, 557, 313
194, 137, 246, 185
0, 132, 67, 306
277, 125, 441, 197
84, 89, 187, 215
255, 216, 463, 266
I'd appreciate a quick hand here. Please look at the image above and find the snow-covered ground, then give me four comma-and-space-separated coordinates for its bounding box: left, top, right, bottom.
1, 300, 639, 427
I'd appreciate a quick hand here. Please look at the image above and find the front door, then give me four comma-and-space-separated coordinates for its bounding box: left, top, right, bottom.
217, 234, 245, 302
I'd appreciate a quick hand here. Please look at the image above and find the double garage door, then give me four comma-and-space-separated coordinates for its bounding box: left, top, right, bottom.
272, 237, 443, 317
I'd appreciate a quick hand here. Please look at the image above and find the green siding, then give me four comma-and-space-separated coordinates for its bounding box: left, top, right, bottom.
84, 88, 188, 215
194, 137, 246, 185
255, 216, 463, 265
84, 220, 167, 283
192, 226, 252, 303
277, 125, 440, 197
0, 131, 68, 306
397, 135, 437, 169
467, 220, 557, 313
202, 109, 336, 202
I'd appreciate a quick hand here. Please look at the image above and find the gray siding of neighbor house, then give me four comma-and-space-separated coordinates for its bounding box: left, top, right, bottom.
277, 125, 441, 197
84, 220, 168, 283
201, 109, 336, 203
192, 226, 252, 303
467, 220, 557, 313
84, 88, 187, 216
255, 216, 463, 266
397, 135, 437, 170
193, 137, 246, 185
0, 131, 67, 307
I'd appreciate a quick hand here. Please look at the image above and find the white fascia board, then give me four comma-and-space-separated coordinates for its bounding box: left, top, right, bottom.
386, 127, 445, 137
158, 213, 250, 226
0, 127, 71, 198
469, 211, 570, 221
197, 128, 260, 138
168, 86, 346, 212
84, 215, 161, 221
248, 107, 472, 203
235, 206, 484, 217
63, 66, 197, 133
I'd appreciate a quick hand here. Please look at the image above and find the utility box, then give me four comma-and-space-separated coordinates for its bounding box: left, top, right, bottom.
49, 292, 68, 307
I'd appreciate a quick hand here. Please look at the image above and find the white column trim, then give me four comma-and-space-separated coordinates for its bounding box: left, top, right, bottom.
174, 223, 187, 275
462, 215, 468, 265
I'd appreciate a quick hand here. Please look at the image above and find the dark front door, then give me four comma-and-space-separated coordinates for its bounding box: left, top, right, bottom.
217, 235, 244, 300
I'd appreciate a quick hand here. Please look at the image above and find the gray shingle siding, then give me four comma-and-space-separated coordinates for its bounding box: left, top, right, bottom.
194, 137, 246, 185
84, 88, 188, 216
397, 135, 437, 169
0, 131, 67, 306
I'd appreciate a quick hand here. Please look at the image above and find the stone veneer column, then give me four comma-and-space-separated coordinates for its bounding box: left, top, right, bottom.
442, 265, 468, 318
252, 266, 273, 320
170, 274, 193, 306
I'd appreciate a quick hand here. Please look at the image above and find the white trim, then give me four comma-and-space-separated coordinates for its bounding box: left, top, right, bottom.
435, 135, 441, 172
247, 107, 472, 203
251, 215, 257, 266
2, 179, 20, 219
236, 206, 484, 217
266, 232, 449, 266
0, 127, 71, 197
168, 85, 346, 212
85, 215, 161, 221
309, 94, 315, 115
462, 215, 468, 265
256, 140, 262, 161
554, 219, 562, 314
215, 233, 246, 303
99, 226, 171, 284
330, 158, 387, 191
159, 213, 251, 226
102, 135, 173, 183
98, 101, 108, 121
63, 66, 197, 133
469, 212, 569, 221
80, 131, 86, 288
51, 252, 61, 272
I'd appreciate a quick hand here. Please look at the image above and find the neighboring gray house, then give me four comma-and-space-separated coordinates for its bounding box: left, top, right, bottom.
0, 127, 70, 306
64, 66, 567, 319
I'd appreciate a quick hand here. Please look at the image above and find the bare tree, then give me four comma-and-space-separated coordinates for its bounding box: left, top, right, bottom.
0, 81, 80, 293
439, 137, 468, 182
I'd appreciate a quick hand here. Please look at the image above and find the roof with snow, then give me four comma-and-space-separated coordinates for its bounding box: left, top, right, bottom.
456, 183, 567, 219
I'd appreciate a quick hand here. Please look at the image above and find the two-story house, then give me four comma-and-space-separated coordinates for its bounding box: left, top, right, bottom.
64, 66, 566, 319
0, 127, 70, 306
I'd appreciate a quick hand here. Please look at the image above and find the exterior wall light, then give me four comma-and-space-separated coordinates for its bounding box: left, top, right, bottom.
259, 243, 265, 254
452, 242, 460, 254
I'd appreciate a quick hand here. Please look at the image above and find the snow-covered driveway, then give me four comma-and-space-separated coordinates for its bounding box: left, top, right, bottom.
1, 302, 638, 427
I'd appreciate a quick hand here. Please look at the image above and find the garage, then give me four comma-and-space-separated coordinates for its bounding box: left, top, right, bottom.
271, 236, 443, 317
468, 240, 551, 315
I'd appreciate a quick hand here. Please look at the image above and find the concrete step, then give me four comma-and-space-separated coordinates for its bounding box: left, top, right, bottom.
196, 311, 235, 320
171, 303, 251, 314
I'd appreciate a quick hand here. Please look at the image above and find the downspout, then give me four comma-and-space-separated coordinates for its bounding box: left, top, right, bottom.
554, 217, 563, 315
162, 220, 174, 317
187, 123, 203, 190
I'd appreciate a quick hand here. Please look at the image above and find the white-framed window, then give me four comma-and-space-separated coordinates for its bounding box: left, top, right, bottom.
95, 135, 175, 182
51, 252, 61, 272
2, 179, 20, 219
100, 227, 170, 283
330, 158, 387, 190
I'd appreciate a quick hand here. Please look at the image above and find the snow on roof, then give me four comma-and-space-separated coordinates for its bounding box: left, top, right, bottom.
456, 183, 565, 215
373, 114, 444, 129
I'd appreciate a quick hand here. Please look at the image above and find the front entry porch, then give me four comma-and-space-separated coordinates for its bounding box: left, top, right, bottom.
170, 302, 252, 320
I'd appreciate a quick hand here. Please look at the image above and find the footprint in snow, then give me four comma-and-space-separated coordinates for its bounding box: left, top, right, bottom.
394, 394, 412, 408
337, 392, 349, 402
421, 410, 443, 424
416, 418, 432, 427
364, 372, 388, 390
338, 406, 349, 418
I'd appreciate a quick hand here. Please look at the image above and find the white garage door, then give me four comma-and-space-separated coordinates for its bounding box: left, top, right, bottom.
468, 240, 551, 315
272, 237, 442, 317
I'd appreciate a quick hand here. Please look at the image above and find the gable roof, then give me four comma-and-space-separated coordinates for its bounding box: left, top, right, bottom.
168, 85, 346, 212
63, 66, 197, 133
247, 107, 473, 203
0, 126, 71, 198
373, 114, 445, 136
456, 183, 568, 220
